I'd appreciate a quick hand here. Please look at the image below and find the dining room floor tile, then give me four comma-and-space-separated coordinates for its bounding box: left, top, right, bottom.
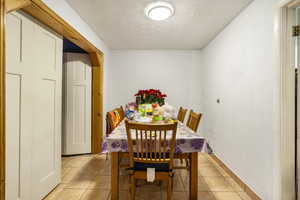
88, 175, 111, 189
202, 177, 234, 192
237, 192, 253, 200
197, 192, 217, 200
211, 192, 242, 200
43, 153, 256, 200
199, 165, 224, 177
44, 188, 85, 200
79, 189, 110, 200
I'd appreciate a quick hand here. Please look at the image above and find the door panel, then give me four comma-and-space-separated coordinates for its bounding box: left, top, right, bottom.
6, 14, 21, 63
6, 74, 21, 200
6, 11, 62, 200
6, 12, 35, 200
73, 85, 87, 144
297, 8, 300, 199
31, 19, 62, 200
63, 53, 91, 155
39, 33, 57, 71
35, 80, 56, 178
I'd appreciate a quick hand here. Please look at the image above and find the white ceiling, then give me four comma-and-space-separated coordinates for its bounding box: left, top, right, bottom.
66, 0, 253, 50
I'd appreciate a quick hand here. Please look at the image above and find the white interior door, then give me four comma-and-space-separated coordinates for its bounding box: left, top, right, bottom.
297, 7, 300, 200
6, 11, 62, 200
31, 17, 62, 200
62, 53, 92, 155
5, 12, 36, 200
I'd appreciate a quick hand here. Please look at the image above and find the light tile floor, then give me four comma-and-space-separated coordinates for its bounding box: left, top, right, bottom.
44, 153, 253, 200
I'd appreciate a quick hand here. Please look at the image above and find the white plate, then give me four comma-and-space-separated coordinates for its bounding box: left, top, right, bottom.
135, 117, 152, 123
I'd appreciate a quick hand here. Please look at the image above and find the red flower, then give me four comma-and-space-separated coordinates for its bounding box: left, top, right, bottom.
135, 90, 143, 96
134, 89, 167, 104
148, 89, 155, 95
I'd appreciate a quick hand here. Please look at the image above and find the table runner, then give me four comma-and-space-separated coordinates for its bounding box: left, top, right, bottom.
102, 121, 209, 153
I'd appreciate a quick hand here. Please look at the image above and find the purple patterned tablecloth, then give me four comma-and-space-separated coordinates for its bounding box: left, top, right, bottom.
102, 121, 209, 153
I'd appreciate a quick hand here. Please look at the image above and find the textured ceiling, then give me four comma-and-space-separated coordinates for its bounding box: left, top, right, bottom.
66, 0, 253, 49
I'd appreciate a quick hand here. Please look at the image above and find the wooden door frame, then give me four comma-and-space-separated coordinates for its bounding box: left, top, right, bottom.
1, 0, 104, 199
0, 0, 6, 199
275, 0, 300, 199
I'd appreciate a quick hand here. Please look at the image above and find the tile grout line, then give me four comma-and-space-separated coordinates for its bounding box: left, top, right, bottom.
51, 154, 253, 200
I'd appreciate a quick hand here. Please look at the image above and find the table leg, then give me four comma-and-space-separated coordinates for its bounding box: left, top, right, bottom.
189, 152, 198, 200
111, 152, 119, 200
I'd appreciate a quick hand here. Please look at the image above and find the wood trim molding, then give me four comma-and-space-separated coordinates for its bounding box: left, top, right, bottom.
90, 52, 103, 67
0, 0, 5, 199
5, 0, 31, 13
8, 0, 104, 55
275, 1, 297, 199
90, 53, 104, 153
287, 0, 300, 8
210, 155, 261, 200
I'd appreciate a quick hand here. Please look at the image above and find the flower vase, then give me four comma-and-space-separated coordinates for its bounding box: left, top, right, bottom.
145, 104, 153, 115
138, 104, 146, 117
136, 96, 142, 106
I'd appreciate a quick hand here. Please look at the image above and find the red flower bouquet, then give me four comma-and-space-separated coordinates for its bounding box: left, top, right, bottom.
135, 89, 167, 106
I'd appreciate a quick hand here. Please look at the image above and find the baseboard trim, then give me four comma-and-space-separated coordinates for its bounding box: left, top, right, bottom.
209, 154, 262, 200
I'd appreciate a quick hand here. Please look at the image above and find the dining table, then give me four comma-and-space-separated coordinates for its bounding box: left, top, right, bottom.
102, 120, 209, 200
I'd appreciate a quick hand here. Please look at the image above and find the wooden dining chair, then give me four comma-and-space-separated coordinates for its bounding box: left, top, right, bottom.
106, 107, 126, 160
186, 110, 202, 132
125, 120, 178, 200
175, 108, 189, 168
116, 106, 125, 120
174, 110, 202, 169
175, 107, 188, 167
177, 107, 188, 123
106, 111, 118, 136
106, 106, 125, 136
106, 113, 112, 137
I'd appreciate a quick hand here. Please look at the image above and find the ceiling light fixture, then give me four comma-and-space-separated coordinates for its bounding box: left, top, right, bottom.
145, 1, 174, 21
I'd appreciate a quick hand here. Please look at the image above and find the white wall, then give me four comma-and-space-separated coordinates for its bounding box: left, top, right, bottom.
201, 0, 277, 199
108, 50, 203, 116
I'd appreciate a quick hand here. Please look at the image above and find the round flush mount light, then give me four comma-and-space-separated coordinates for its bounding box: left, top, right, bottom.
145, 1, 174, 21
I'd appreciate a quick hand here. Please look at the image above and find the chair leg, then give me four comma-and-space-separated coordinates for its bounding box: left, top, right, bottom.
131, 176, 136, 200
185, 158, 189, 169
170, 172, 175, 191
167, 176, 172, 200
158, 180, 163, 186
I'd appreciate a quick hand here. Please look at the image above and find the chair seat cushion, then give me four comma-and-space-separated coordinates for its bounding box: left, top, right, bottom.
134, 162, 171, 172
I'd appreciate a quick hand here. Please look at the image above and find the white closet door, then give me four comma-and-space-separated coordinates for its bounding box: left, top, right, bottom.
5, 12, 35, 200
31, 18, 62, 200
63, 53, 91, 155
6, 11, 62, 200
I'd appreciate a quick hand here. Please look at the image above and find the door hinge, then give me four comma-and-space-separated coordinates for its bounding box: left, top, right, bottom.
293, 25, 300, 37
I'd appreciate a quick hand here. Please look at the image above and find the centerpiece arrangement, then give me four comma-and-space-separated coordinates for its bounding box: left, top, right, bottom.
135, 89, 167, 106
134, 89, 169, 122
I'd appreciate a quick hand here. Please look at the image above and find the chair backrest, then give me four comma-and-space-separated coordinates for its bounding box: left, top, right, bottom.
116, 106, 125, 120
125, 120, 178, 169
186, 110, 202, 132
106, 112, 115, 136
177, 107, 188, 123
106, 106, 124, 136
